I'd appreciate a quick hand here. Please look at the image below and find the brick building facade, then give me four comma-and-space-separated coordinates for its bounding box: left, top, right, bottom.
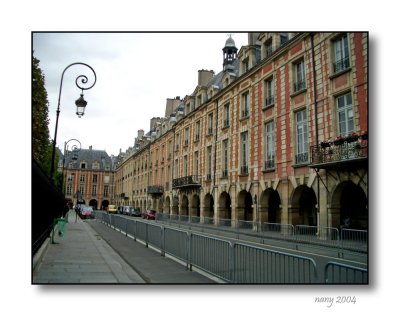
114, 32, 368, 230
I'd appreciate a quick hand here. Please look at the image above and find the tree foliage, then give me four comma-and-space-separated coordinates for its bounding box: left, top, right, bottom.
32, 55, 53, 175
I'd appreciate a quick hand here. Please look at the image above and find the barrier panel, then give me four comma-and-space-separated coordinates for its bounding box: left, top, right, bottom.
324, 262, 368, 284
341, 229, 368, 253
233, 242, 318, 283
190, 233, 233, 282
147, 224, 163, 249
163, 227, 189, 263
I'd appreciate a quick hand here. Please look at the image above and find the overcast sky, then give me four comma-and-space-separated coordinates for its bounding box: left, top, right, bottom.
32, 32, 248, 156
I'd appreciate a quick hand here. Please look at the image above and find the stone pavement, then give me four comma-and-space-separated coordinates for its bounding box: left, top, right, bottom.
32, 209, 214, 284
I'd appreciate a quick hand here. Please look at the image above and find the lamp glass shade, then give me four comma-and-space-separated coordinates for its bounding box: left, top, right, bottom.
75, 94, 87, 118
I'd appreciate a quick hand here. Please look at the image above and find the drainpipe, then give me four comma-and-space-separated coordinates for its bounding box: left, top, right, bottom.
310, 33, 321, 226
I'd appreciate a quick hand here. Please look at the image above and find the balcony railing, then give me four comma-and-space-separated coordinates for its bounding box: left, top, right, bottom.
310, 134, 368, 166
148, 185, 164, 194
172, 175, 201, 189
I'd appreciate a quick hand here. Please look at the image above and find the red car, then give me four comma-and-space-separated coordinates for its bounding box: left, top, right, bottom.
80, 206, 94, 219
143, 210, 156, 220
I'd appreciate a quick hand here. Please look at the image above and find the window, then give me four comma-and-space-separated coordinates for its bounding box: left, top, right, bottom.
280, 33, 289, 46
241, 91, 250, 118
242, 58, 249, 73
81, 162, 86, 169
92, 161, 100, 169
222, 139, 229, 177
104, 185, 109, 197
295, 110, 308, 164
333, 34, 350, 73
66, 184, 72, 196
186, 103, 191, 115
207, 146, 212, 180
265, 121, 275, 169
79, 184, 85, 195
223, 103, 230, 128
208, 113, 214, 135
240, 131, 249, 174
195, 120, 201, 141
264, 77, 275, 107
184, 126, 190, 146
294, 60, 306, 92
336, 92, 354, 136
92, 174, 98, 183
265, 38, 273, 57
104, 176, 109, 184
194, 151, 199, 178
184, 155, 188, 177
92, 184, 97, 196
175, 133, 180, 151
80, 175, 85, 183
197, 95, 202, 107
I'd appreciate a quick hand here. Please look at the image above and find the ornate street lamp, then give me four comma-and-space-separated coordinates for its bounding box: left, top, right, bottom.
50, 63, 96, 181
62, 139, 81, 194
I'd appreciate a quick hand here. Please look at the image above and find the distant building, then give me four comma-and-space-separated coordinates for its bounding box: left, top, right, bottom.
114, 32, 368, 231
63, 146, 114, 210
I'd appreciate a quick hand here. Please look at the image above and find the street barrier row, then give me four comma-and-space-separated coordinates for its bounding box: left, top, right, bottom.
94, 212, 367, 284
155, 213, 367, 255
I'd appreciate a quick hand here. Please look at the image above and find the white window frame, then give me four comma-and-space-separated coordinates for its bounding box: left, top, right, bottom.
265, 121, 275, 169
336, 92, 354, 136
295, 109, 308, 164
240, 131, 249, 173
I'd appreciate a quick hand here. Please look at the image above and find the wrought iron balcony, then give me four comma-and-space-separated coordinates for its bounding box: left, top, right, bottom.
310, 133, 368, 168
172, 175, 201, 189
148, 185, 164, 194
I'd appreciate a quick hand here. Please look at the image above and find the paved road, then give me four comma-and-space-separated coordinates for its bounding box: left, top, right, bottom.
87, 220, 215, 284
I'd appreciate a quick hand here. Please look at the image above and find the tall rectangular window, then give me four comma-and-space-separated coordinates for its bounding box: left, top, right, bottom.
223, 103, 230, 128
294, 60, 305, 92
333, 34, 350, 73
240, 131, 249, 174
265, 121, 275, 169
92, 184, 97, 196
222, 139, 229, 177
184, 126, 190, 146
295, 109, 308, 164
265, 38, 273, 57
265, 77, 274, 107
104, 185, 109, 197
241, 91, 250, 118
195, 120, 201, 141
184, 155, 188, 177
337, 92, 354, 136
208, 113, 214, 135
194, 151, 199, 178
66, 184, 72, 195
92, 174, 98, 183
207, 146, 212, 180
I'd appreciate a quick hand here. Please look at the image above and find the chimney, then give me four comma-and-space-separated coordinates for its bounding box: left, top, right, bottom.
89, 145, 92, 150
165, 97, 181, 117
198, 69, 214, 86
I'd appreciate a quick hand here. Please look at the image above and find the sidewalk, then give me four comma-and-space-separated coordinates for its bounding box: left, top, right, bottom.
33, 210, 214, 284
33, 210, 145, 284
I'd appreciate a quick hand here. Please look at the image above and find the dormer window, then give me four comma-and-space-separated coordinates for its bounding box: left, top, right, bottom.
81, 162, 86, 169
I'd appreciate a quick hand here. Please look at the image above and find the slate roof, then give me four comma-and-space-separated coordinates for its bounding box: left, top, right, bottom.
64, 148, 112, 171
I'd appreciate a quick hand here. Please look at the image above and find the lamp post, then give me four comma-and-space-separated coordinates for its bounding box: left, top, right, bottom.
50, 62, 96, 182
61, 138, 81, 193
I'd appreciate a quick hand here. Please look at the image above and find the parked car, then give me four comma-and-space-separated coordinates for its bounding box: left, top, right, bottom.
80, 206, 94, 219
143, 210, 156, 220
131, 208, 141, 217
123, 206, 134, 216
107, 204, 118, 214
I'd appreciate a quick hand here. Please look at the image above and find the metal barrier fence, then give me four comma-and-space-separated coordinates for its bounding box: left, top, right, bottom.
324, 262, 368, 284
94, 212, 367, 284
154, 213, 367, 255
233, 243, 317, 284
